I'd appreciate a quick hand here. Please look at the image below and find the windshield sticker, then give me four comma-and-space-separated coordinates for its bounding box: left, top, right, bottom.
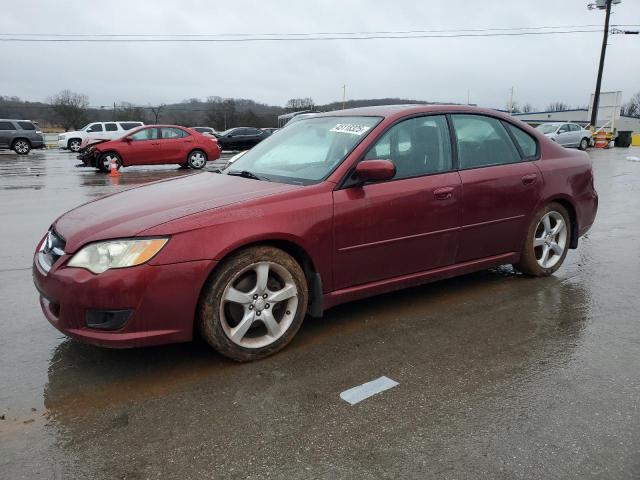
329, 123, 371, 136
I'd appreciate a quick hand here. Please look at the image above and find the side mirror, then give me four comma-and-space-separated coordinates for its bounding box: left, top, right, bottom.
355, 159, 395, 183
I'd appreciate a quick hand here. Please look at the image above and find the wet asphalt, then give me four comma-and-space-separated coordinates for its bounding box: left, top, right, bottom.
1, 147, 639, 479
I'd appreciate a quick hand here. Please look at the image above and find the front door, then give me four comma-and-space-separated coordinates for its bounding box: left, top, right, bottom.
125, 127, 161, 165
333, 114, 461, 289
451, 114, 541, 262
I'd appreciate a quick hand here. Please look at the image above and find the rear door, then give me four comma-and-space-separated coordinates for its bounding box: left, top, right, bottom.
124, 127, 161, 165
452, 114, 540, 262
104, 122, 119, 140
333, 114, 461, 288
159, 127, 192, 163
0, 121, 17, 147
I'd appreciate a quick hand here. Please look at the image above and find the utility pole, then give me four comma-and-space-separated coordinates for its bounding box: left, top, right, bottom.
113, 102, 116, 121
342, 84, 346, 110
508, 86, 514, 114
590, 0, 614, 128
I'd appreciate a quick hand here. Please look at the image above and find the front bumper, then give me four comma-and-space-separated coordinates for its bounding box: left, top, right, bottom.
33, 250, 215, 348
57, 139, 67, 149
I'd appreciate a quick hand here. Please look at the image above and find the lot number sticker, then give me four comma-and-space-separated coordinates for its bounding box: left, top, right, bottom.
330, 123, 371, 136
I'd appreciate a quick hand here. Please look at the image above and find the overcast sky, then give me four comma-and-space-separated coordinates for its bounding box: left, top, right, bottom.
1, 0, 638, 110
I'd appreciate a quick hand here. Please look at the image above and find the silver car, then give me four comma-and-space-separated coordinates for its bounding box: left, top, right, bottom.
535, 122, 592, 150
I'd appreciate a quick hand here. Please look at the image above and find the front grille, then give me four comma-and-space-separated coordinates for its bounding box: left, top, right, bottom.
38, 228, 66, 273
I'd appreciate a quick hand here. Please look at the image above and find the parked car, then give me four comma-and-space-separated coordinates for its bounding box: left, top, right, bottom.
535, 122, 592, 150
261, 128, 279, 135
33, 105, 598, 361
215, 127, 270, 150
0, 119, 44, 154
77, 125, 220, 172
191, 126, 217, 136
58, 121, 144, 152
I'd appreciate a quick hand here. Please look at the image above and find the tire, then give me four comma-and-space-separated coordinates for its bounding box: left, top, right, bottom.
187, 149, 207, 169
198, 246, 308, 361
98, 152, 122, 173
579, 137, 589, 151
68, 139, 82, 152
12, 139, 31, 155
515, 202, 571, 277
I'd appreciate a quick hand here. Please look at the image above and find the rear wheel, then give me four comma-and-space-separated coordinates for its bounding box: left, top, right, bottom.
12, 139, 31, 155
198, 246, 308, 361
579, 137, 589, 151
515, 202, 571, 276
187, 149, 207, 169
98, 152, 122, 173
68, 139, 82, 152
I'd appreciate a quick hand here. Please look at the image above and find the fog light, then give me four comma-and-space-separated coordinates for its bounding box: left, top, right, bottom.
85, 309, 132, 330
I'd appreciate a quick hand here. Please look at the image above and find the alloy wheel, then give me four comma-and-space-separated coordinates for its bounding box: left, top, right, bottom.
534, 211, 567, 269
14, 140, 29, 154
69, 140, 81, 152
219, 261, 299, 349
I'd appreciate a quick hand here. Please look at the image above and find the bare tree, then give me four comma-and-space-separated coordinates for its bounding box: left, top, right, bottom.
621, 91, 640, 118
521, 103, 535, 113
546, 101, 571, 112
285, 97, 314, 112
48, 89, 89, 131
149, 104, 166, 123
116, 102, 147, 122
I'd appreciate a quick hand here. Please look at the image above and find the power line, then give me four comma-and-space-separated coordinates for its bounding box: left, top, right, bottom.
0, 29, 605, 43
0, 24, 614, 38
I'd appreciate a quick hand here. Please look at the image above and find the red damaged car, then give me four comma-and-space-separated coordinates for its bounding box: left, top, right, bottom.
78, 124, 221, 172
33, 105, 598, 361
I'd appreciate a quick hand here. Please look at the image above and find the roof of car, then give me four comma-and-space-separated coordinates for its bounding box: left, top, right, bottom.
314, 104, 507, 118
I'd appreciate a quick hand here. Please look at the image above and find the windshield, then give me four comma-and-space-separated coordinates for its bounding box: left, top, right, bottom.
227, 116, 381, 185
536, 124, 559, 134
79, 123, 91, 131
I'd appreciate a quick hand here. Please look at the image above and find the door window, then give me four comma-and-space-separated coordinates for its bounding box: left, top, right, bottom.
120, 122, 142, 130
160, 127, 187, 139
17, 121, 36, 131
0, 121, 15, 130
87, 124, 103, 132
557, 124, 569, 133
105, 123, 118, 132
363, 115, 452, 179
451, 115, 521, 169
569, 124, 580, 132
503, 122, 538, 159
130, 128, 159, 141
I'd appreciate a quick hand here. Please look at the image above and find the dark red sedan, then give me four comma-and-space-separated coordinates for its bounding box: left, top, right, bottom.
79, 125, 221, 172
34, 105, 598, 361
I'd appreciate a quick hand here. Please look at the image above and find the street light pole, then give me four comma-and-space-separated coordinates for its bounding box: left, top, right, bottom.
590, 0, 613, 128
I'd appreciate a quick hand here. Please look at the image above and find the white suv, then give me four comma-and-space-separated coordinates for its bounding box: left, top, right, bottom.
58, 121, 144, 152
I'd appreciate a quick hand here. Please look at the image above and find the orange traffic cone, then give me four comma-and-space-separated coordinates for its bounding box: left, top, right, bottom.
109, 158, 120, 177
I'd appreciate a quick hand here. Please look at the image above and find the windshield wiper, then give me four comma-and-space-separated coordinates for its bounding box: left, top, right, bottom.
227, 170, 269, 181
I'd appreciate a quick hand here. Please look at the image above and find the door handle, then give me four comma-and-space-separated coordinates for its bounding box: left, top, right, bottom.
151, 142, 160, 145
434, 186, 454, 200
521, 174, 537, 185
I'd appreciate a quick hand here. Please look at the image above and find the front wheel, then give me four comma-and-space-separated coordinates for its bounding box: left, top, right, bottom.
12, 139, 31, 155
187, 149, 207, 169
198, 246, 308, 361
68, 139, 82, 152
515, 203, 571, 276
98, 152, 122, 173
579, 137, 589, 151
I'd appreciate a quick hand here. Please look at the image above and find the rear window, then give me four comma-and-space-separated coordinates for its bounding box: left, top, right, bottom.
0, 121, 15, 130
17, 121, 36, 131
120, 122, 142, 131
504, 123, 538, 159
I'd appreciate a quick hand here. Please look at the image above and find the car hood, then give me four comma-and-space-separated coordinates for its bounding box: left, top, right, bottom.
54, 173, 300, 253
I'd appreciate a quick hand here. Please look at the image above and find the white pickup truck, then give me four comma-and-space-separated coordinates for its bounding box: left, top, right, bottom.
58, 121, 144, 152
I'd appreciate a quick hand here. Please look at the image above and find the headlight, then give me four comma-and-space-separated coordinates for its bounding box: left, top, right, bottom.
67, 238, 168, 274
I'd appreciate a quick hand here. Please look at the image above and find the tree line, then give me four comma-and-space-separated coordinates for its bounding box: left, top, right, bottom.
2, 89, 639, 132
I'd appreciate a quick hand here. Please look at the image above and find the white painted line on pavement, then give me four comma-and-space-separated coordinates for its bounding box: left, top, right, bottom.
340, 376, 398, 405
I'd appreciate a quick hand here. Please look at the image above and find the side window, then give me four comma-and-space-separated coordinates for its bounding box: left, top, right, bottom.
87, 123, 103, 132
570, 124, 580, 132
130, 128, 158, 141
17, 121, 36, 131
451, 115, 521, 169
363, 115, 452, 179
558, 124, 569, 133
160, 127, 186, 139
504, 122, 538, 159
0, 121, 16, 130
105, 123, 118, 132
